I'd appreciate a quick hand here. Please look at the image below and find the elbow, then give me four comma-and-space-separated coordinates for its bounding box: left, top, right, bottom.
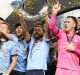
15, 57, 17, 64
12, 56, 17, 65
49, 23, 54, 31
15, 57, 17, 63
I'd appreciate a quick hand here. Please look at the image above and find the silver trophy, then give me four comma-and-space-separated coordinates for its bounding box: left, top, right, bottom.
11, 0, 48, 21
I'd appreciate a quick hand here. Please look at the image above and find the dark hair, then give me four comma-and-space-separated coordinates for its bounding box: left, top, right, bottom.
77, 17, 80, 19
51, 38, 57, 43
67, 16, 77, 31
15, 23, 21, 28
34, 22, 45, 31
0, 17, 4, 21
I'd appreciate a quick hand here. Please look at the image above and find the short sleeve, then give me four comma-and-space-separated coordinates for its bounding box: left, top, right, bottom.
10, 44, 17, 56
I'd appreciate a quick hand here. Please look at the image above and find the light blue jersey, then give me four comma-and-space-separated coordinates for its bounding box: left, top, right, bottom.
0, 40, 17, 73
13, 37, 28, 72
11, 34, 18, 42
26, 37, 50, 70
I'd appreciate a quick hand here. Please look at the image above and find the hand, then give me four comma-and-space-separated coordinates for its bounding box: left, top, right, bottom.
18, 13, 24, 18
52, 2, 61, 13
40, 9, 48, 22
41, 11, 48, 18
66, 42, 75, 51
39, 6, 48, 17
39, 9, 49, 25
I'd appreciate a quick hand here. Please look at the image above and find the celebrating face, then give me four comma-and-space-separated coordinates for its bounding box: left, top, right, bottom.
64, 17, 76, 32
16, 26, 24, 37
0, 22, 10, 38
0, 23, 10, 33
34, 26, 44, 40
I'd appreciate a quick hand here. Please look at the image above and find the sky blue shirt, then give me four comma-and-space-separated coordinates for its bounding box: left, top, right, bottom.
13, 37, 28, 72
11, 34, 18, 42
0, 40, 17, 73
26, 37, 50, 70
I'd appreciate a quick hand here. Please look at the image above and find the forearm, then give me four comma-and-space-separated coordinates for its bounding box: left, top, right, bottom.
25, 31, 31, 41
43, 16, 50, 39
2, 32, 13, 40
19, 15, 31, 41
44, 26, 50, 39
6, 56, 17, 74
19, 16, 27, 31
49, 12, 59, 35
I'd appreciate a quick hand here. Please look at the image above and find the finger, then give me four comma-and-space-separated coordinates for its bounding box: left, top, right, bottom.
57, 3, 61, 8
18, 13, 23, 16
59, 4, 62, 8
56, 2, 59, 7
56, 1, 60, 6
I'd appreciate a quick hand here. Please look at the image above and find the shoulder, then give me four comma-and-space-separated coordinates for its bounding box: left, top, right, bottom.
11, 34, 18, 42
75, 34, 80, 39
3, 40, 17, 51
7, 40, 16, 46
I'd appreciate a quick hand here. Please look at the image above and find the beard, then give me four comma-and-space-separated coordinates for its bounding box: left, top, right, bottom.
34, 34, 43, 41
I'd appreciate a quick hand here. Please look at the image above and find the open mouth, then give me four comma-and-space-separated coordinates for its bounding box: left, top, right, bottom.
64, 25, 67, 29
34, 34, 39, 36
17, 31, 22, 34
34, 33, 39, 36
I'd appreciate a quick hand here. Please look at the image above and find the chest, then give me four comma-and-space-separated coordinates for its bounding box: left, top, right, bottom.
58, 34, 79, 48
0, 43, 11, 56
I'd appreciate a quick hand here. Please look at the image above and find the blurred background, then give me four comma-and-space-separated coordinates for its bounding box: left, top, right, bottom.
5, 0, 80, 32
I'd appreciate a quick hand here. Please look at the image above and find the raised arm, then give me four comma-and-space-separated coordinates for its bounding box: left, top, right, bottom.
19, 14, 31, 41
49, 3, 61, 36
41, 10, 50, 40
